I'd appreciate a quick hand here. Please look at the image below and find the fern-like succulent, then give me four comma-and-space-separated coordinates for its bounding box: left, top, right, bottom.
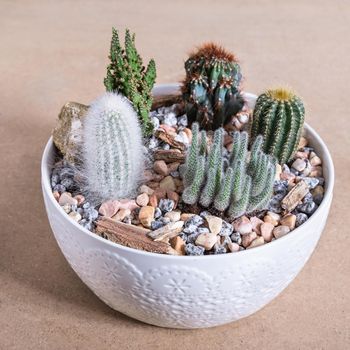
182, 43, 245, 131
251, 88, 305, 164
182, 123, 276, 219
104, 28, 156, 136
81, 93, 144, 204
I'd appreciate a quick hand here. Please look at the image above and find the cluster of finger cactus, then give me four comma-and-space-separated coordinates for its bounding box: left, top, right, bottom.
250, 88, 305, 164
81, 93, 144, 204
182, 123, 276, 219
104, 28, 156, 136
182, 43, 244, 131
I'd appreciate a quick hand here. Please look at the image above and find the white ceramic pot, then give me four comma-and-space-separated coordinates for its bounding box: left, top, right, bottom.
41, 84, 334, 329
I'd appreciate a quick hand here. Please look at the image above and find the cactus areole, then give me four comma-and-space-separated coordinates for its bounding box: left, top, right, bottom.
182, 43, 245, 131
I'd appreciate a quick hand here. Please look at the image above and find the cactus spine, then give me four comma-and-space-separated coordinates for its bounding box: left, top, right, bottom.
104, 28, 156, 136
81, 93, 144, 204
251, 88, 305, 164
182, 43, 245, 131
182, 123, 276, 219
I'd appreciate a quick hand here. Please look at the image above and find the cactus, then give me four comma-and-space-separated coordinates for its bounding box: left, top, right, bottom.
181, 43, 245, 131
81, 93, 144, 204
251, 88, 305, 164
104, 28, 156, 136
182, 123, 276, 219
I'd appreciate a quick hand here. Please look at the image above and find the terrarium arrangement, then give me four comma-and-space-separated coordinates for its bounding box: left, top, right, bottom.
51, 28, 325, 256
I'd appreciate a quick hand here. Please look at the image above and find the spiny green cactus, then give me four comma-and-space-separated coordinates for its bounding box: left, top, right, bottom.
251, 88, 305, 164
182, 123, 276, 219
182, 43, 245, 131
82, 93, 144, 204
104, 28, 156, 136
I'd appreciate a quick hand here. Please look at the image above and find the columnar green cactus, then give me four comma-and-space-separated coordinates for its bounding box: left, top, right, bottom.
82, 93, 144, 204
182, 43, 245, 131
251, 88, 305, 164
182, 123, 276, 219
104, 28, 156, 136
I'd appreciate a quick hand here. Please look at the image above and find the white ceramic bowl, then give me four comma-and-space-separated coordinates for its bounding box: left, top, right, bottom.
41, 84, 334, 329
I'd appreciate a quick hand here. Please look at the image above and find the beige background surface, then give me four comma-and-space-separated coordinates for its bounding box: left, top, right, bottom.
0, 0, 349, 349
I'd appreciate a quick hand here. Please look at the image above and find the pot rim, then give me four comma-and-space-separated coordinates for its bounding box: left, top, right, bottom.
41, 85, 335, 260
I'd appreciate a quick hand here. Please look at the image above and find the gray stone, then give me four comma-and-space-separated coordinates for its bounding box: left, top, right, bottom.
158, 199, 175, 213
185, 243, 205, 256
295, 213, 308, 227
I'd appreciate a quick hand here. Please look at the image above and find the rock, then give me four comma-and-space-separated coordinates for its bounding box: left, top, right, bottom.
151, 220, 165, 230
167, 162, 180, 173
281, 180, 309, 212
310, 166, 323, 177
195, 232, 218, 250
68, 211, 82, 222
166, 190, 180, 208
177, 114, 188, 127
146, 181, 160, 190
164, 210, 181, 222
52, 102, 89, 163
301, 177, 319, 190
159, 176, 176, 191
233, 216, 252, 234
139, 185, 154, 196
59, 192, 78, 206
53, 191, 60, 202
185, 215, 204, 227
154, 207, 162, 219
112, 208, 131, 222
230, 232, 242, 245
183, 224, 198, 234
148, 194, 158, 208
185, 243, 205, 256
119, 199, 139, 211
301, 160, 312, 176
183, 128, 193, 143
213, 244, 227, 254
186, 232, 201, 244
280, 214, 296, 230
241, 232, 258, 248
273, 225, 290, 239
296, 213, 308, 227
136, 193, 149, 207
312, 185, 324, 205
154, 149, 186, 164
296, 151, 308, 159
219, 221, 234, 236
139, 206, 155, 228
275, 163, 282, 180
74, 194, 85, 205
247, 236, 265, 249
62, 203, 71, 213
170, 236, 185, 255
267, 195, 283, 213
153, 160, 169, 176
180, 213, 195, 222
148, 221, 184, 241
205, 215, 223, 235
298, 136, 308, 149
227, 242, 240, 252
250, 216, 264, 235
297, 201, 317, 215
309, 152, 322, 166
274, 180, 288, 196
292, 158, 307, 172
175, 131, 190, 146
260, 222, 274, 242
155, 129, 185, 151
163, 112, 177, 126
159, 198, 175, 213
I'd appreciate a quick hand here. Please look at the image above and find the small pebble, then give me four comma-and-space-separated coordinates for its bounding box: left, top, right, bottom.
153, 160, 169, 176
247, 236, 265, 249
53, 191, 60, 202
227, 242, 240, 253
180, 213, 195, 222
185, 215, 204, 227
59, 192, 78, 206
163, 112, 177, 126
183, 224, 198, 234
292, 158, 307, 172
241, 232, 257, 248
195, 232, 218, 250
139, 185, 154, 196
139, 206, 155, 228
158, 198, 175, 213
159, 176, 176, 191
219, 221, 233, 236
230, 231, 242, 245
250, 216, 264, 235
312, 185, 324, 205
151, 220, 165, 230
62, 203, 71, 214
295, 213, 308, 227
297, 201, 317, 215
213, 244, 227, 254
260, 222, 274, 242
112, 208, 131, 222
233, 216, 252, 235
99, 200, 119, 218
185, 243, 205, 256
136, 193, 149, 207
164, 210, 181, 222
154, 207, 162, 219
273, 225, 290, 239
69, 211, 82, 222
205, 215, 223, 235
177, 114, 188, 127
74, 195, 85, 205
280, 214, 296, 230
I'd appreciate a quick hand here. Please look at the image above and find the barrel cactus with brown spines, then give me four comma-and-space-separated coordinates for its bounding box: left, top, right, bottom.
182, 43, 245, 131
182, 123, 276, 219
250, 88, 305, 164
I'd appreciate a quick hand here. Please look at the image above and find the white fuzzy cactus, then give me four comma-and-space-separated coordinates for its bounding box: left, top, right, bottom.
81, 92, 144, 204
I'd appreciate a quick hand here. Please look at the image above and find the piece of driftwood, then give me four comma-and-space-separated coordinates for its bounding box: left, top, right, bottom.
96, 217, 171, 254
154, 149, 186, 163
151, 92, 182, 110
281, 180, 309, 212
154, 129, 186, 151
147, 221, 184, 242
